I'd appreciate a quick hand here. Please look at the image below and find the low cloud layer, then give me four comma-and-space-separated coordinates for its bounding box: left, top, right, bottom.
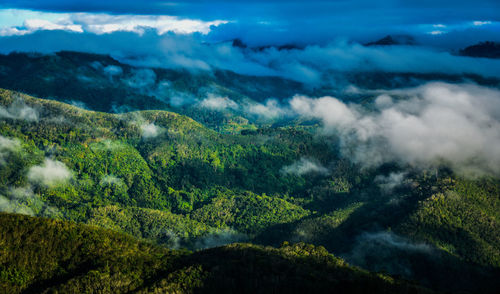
199, 95, 238, 111
291, 82, 500, 176
27, 158, 73, 187
1, 30, 499, 87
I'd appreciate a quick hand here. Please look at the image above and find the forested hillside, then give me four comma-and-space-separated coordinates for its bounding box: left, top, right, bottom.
1, 88, 499, 293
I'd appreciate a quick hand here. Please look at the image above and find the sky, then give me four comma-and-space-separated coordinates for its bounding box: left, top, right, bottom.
0, 1, 498, 46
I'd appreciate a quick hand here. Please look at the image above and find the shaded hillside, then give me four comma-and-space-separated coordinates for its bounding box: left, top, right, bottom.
0, 212, 433, 294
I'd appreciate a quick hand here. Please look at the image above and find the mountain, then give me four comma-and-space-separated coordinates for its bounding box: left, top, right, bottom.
1, 88, 500, 293
0, 212, 434, 293
231, 38, 305, 51
364, 35, 416, 46
459, 41, 500, 59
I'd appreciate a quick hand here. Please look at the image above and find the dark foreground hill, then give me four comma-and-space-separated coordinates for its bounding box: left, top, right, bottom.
0, 212, 434, 294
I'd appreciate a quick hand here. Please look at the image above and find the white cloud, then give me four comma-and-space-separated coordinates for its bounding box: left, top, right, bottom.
0, 185, 61, 217
290, 82, 500, 176
199, 95, 239, 110
0, 10, 227, 36
0, 100, 38, 121
28, 158, 73, 187
24, 18, 83, 33
103, 65, 123, 76
100, 175, 125, 186
141, 122, 161, 138
375, 172, 407, 194
473, 21, 492, 26
2, 29, 499, 82
0, 195, 34, 215
428, 30, 445, 35
281, 157, 329, 176
194, 228, 247, 249
246, 99, 288, 120
125, 68, 156, 88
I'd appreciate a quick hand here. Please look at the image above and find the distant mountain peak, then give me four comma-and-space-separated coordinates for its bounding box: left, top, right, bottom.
231, 39, 303, 51
459, 41, 500, 59
365, 35, 416, 46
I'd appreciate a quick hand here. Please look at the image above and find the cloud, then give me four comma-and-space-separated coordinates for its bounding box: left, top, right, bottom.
100, 175, 125, 186
69, 100, 89, 110
0, 195, 34, 215
290, 82, 500, 176
473, 20, 492, 26
281, 157, 329, 176
199, 94, 239, 110
245, 99, 289, 120
374, 172, 408, 194
125, 68, 156, 88
0, 10, 227, 36
347, 231, 433, 277
0, 135, 21, 165
0, 99, 39, 121
194, 228, 247, 250
1, 2, 499, 47
140, 122, 162, 139
27, 158, 73, 187
360, 231, 432, 252
0, 185, 61, 216
103, 65, 123, 76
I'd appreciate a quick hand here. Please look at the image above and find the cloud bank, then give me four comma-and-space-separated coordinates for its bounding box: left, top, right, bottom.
1, 31, 499, 86
291, 82, 500, 176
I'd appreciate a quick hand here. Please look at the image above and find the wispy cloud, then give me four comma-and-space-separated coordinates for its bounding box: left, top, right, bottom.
0, 135, 21, 165
281, 157, 329, 176
199, 95, 239, 111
